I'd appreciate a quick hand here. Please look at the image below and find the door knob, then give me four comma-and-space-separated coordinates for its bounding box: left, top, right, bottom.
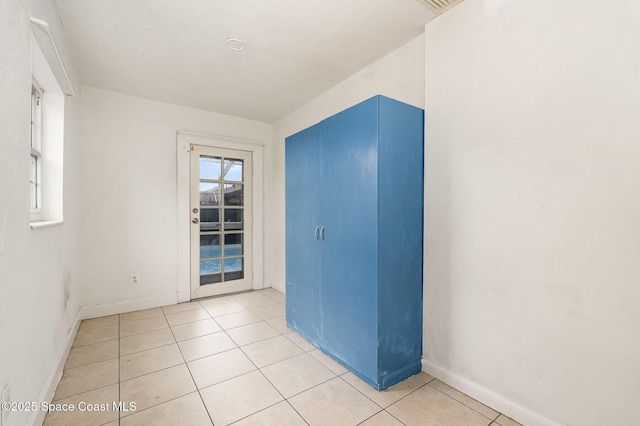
192, 218, 199, 224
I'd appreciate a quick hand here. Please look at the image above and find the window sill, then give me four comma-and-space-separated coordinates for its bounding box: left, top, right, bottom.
30, 220, 64, 229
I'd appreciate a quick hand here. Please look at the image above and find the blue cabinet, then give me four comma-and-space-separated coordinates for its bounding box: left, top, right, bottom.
285, 95, 424, 390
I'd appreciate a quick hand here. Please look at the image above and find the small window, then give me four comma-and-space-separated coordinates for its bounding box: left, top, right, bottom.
30, 30, 67, 226
30, 80, 43, 221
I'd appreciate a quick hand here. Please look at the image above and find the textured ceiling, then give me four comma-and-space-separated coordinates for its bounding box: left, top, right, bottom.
54, 0, 436, 122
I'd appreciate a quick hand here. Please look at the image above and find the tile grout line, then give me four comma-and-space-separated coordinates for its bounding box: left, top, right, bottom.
120, 336, 175, 357
49, 292, 283, 424
383, 409, 409, 426
118, 304, 201, 423
236, 339, 302, 370
356, 409, 406, 426
58, 290, 514, 426
243, 344, 413, 426
196, 292, 295, 424
375, 377, 434, 423
204, 292, 295, 422
115, 302, 217, 423
258, 352, 338, 399
277, 328, 431, 426
61, 340, 119, 371
425, 380, 501, 422
163, 301, 217, 426
62, 290, 479, 426
336, 372, 407, 413
340, 372, 437, 425
225, 313, 313, 426
283, 400, 312, 426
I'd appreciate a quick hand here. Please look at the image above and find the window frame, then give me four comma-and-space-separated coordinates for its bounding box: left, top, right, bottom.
30, 79, 43, 222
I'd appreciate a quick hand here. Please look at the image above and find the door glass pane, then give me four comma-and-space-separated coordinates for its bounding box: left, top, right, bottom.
224, 258, 242, 272
224, 209, 243, 231
196, 151, 248, 290
224, 183, 243, 206
200, 156, 221, 180
200, 209, 220, 231
224, 258, 243, 281
201, 259, 221, 274
223, 158, 243, 181
224, 233, 243, 256
200, 260, 222, 285
200, 183, 220, 206
200, 234, 221, 259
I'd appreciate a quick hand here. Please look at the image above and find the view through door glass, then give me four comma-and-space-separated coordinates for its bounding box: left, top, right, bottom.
191, 145, 252, 298
199, 156, 245, 283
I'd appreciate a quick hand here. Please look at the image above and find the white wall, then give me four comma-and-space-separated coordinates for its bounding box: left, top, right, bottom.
79, 87, 272, 314
423, 1, 640, 425
269, 34, 425, 291
0, 0, 82, 424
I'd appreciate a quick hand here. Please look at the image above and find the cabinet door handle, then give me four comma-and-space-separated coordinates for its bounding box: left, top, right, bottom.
320, 226, 325, 241
314, 226, 319, 240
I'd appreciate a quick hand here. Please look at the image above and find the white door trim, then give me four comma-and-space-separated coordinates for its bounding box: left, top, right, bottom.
177, 131, 264, 303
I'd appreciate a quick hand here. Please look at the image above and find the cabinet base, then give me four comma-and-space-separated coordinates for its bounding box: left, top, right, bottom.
376, 359, 423, 391
287, 319, 422, 391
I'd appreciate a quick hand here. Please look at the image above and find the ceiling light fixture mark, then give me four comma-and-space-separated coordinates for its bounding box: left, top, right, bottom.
226, 37, 246, 51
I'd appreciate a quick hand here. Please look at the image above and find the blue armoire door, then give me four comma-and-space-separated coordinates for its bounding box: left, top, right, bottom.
319, 98, 380, 381
286, 95, 424, 391
285, 125, 322, 340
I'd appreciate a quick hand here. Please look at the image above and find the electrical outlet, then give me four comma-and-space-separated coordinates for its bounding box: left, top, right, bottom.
131, 274, 140, 285
1, 383, 10, 425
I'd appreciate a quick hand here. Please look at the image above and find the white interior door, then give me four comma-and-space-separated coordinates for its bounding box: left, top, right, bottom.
190, 144, 252, 298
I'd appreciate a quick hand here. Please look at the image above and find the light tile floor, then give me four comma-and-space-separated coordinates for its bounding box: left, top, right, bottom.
45, 289, 523, 426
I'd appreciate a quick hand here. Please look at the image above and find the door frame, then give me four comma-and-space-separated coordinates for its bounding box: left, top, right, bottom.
177, 131, 264, 303
190, 145, 253, 298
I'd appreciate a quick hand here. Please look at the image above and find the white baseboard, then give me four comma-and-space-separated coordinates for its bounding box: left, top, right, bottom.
421, 358, 560, 426
80, 294, 178, 319
26, 294, 178, 425
271, 282, 285, 294
29, 308, 82, 426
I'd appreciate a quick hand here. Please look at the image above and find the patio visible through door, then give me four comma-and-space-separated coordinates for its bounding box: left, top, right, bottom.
190, 145, 252, 298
